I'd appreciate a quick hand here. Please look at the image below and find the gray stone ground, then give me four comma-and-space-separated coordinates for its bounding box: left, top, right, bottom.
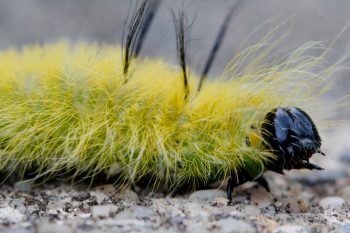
0, 0, 350, 232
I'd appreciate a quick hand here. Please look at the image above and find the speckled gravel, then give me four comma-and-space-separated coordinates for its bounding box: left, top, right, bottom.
0, 128, 349, 233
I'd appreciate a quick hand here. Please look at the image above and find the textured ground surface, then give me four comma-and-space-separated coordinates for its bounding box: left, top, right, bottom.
1, 1, 350, 232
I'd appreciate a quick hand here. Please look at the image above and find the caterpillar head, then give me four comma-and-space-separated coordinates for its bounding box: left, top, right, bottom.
261, 107, 325, 173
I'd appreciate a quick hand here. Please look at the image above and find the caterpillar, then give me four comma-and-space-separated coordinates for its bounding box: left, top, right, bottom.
0, 0, 335, 202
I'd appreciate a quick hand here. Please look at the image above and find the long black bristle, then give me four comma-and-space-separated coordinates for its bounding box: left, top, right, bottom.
134, 0, 161, 57
172, 10, 191, 100
122, 0, 161, 77
198, 0, 243, 91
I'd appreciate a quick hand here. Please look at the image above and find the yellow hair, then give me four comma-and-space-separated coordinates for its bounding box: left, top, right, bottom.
0, 42, 332, 189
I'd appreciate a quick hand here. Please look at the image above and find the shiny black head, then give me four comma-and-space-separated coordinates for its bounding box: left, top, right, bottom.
262, 107, 325, 172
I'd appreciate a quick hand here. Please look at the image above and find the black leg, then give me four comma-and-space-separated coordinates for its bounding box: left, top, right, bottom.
295, 161, 324, 170
226, 169, 253, 204
255, 175, 270, 192
227, 176, 234, 203
305, 162, 324, 170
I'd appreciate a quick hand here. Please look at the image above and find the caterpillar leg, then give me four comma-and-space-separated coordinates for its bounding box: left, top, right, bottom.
227, 173, 271, 203
293, 161, 324, 170
254, 175, 270, 192
227, 170, 252, 203
227, 177, 234, 203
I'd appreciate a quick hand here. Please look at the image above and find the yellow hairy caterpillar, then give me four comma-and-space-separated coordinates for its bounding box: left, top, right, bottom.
0, 0, 335, 201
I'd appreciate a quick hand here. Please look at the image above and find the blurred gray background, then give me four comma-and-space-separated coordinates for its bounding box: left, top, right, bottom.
0, 0, 349, 116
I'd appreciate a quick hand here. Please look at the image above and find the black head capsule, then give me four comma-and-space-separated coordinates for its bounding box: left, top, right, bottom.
262, 107, 325, 173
